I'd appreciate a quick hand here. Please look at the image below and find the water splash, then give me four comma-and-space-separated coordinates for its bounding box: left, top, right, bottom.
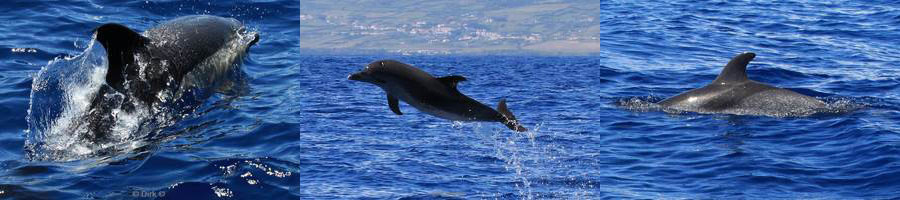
471, 121, 596, 199
25, 35, 152, 161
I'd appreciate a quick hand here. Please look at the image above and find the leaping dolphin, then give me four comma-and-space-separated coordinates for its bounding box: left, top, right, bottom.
349, 60, 527, 132
658, 52, 826, 117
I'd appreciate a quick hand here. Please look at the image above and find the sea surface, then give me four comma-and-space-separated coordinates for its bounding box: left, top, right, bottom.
2, 0, 900, 200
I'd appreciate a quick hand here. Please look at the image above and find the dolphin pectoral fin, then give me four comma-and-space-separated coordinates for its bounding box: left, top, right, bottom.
497, 99, 527, 132
713, 52, 755, 84
388, 94, 403, 115
94, 23, 149, 92
437, 75, 467, 89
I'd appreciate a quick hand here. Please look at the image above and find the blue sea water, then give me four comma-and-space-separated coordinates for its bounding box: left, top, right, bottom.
1, 0, 899, 200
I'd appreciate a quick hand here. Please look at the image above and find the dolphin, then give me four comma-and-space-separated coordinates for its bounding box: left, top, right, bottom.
658, 52, 826, 117
348, 60, 527, 132
82, 15, 259, 140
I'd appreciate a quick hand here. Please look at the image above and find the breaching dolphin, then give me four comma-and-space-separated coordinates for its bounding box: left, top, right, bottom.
349, 60, 528, 132
84, 15, 259, 139
658, 52, 825, 116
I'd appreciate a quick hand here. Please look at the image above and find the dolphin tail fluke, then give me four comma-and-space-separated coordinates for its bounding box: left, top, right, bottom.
497, 99, 527, 132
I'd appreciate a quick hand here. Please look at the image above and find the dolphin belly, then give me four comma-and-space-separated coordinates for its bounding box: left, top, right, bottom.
386, 83, 501, 122
389, 88, 474, 121
410, 100, 502, 122
411, 102, 472, 121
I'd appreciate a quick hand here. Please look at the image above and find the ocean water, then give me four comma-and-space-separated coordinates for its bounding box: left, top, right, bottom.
1, 0, 899, 200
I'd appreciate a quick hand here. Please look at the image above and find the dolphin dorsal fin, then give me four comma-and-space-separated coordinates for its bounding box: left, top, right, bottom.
713, 52, 756, 84
94, 23, 148, 92
437, 75, 467, 90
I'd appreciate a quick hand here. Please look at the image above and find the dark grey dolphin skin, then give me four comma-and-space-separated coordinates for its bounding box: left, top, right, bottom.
84, 15, 258, 139
658, 52, 826, 116
94, 15, 258, 105
349, 60, 527, 132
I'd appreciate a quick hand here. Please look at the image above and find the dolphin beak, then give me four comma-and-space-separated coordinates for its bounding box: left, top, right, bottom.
348, 73, 363, 81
